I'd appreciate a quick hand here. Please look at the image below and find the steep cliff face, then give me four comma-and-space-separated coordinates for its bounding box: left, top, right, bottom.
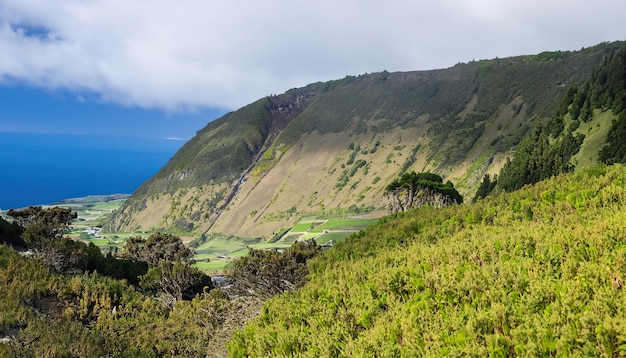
103, 42, 621, 238
104, 89, 318, 234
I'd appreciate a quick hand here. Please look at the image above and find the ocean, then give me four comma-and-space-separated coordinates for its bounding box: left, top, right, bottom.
0, 132, 185, 210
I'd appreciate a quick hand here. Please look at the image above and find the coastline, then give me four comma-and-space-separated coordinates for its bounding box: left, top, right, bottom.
0, 132, 184, 210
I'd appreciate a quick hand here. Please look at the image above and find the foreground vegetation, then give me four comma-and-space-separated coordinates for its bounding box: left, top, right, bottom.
0, 231, 319, 357
231, 164, 626, 356
3, 165, 625, 356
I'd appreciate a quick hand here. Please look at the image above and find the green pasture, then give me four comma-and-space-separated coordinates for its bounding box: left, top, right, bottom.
89, 201, 125, 211
315, 231, 353, 245
86, 238, 116, 247
193, 237, 249, 255
289, 222, 316, 233
290, 217, 379, 240
65, 198, 142, 249
63, 198, 128, 245
76, 232, 147, 248
101, 232, 148, 240
316, 217, 378, 230
279, 234, 302, 243
299, 232, 320, 239
61, 196, 381, 273
193, 260, 231, 272
191, 236, 293, 272
188, 215, 380, 272
8, 190, 382, 274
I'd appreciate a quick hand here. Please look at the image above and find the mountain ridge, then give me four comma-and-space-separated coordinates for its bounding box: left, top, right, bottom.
103, 41, 622, 238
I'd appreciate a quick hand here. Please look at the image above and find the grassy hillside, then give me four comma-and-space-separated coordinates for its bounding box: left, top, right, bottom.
487, 41, 626, 197
103, 42, 621, 238
230, 164, 626, 356
4, 166, 626, 356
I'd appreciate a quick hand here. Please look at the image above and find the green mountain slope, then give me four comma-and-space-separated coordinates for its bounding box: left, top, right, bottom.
103, 42, 622, 238
485, 41, 626, 196
230, 164, 626, 356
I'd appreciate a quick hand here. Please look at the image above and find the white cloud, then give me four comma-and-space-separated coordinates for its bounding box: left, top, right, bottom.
0, 0, 624, 111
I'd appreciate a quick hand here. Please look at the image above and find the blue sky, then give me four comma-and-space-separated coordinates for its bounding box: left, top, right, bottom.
1, 0, 625, 138
0, 85, 225, 139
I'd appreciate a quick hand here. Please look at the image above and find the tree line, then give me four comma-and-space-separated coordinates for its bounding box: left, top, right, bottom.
2, 206, 210, 307
475, 41, 626, 199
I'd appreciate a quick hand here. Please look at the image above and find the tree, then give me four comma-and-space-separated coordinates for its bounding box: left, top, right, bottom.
472, 174, 498, 202
5, 206, 148, 279
227, 239, 322, 298
123, 232, 193, 266
599, 112, 626, 164
385, 172, 463, 212
497, 124, 584, 193
84, 243, 147, 284
122, 232, 211, 308
42, 236, 90, 273
6, 206, 83, 272
0, 215, 24, 247
7, 206, 76, 248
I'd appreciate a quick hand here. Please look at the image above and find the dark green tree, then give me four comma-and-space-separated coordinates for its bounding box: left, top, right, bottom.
497, 124, 584, 193
472, 174, 498, 202
6, 206, 84, 272
5, 206, 146, 279
599, 112, 626, 164
561, 42, 626, 118
0, 215, 24, 247
556, 85, 578, 116
548, 115, 565, 138
385, 172, 463, 212
123, 232, 210, 308
569, 89, 588, 121
227, 239, 322, 298
123, 232, 193, 266
140, 261, 209, 308
7, 206, 76, 248
84, 243, 147, 284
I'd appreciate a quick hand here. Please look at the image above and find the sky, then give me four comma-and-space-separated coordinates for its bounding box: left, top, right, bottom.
0, 0, 625, 139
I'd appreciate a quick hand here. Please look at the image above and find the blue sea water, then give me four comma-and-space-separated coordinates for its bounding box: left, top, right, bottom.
0, 132, 186, 209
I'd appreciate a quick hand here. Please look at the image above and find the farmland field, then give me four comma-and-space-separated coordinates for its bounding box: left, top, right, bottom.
293, 217, 379, 240
314, 231, 353, 244
289, 221, 317, 233
34, 196, 382, 273
189, 216, 380, 272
